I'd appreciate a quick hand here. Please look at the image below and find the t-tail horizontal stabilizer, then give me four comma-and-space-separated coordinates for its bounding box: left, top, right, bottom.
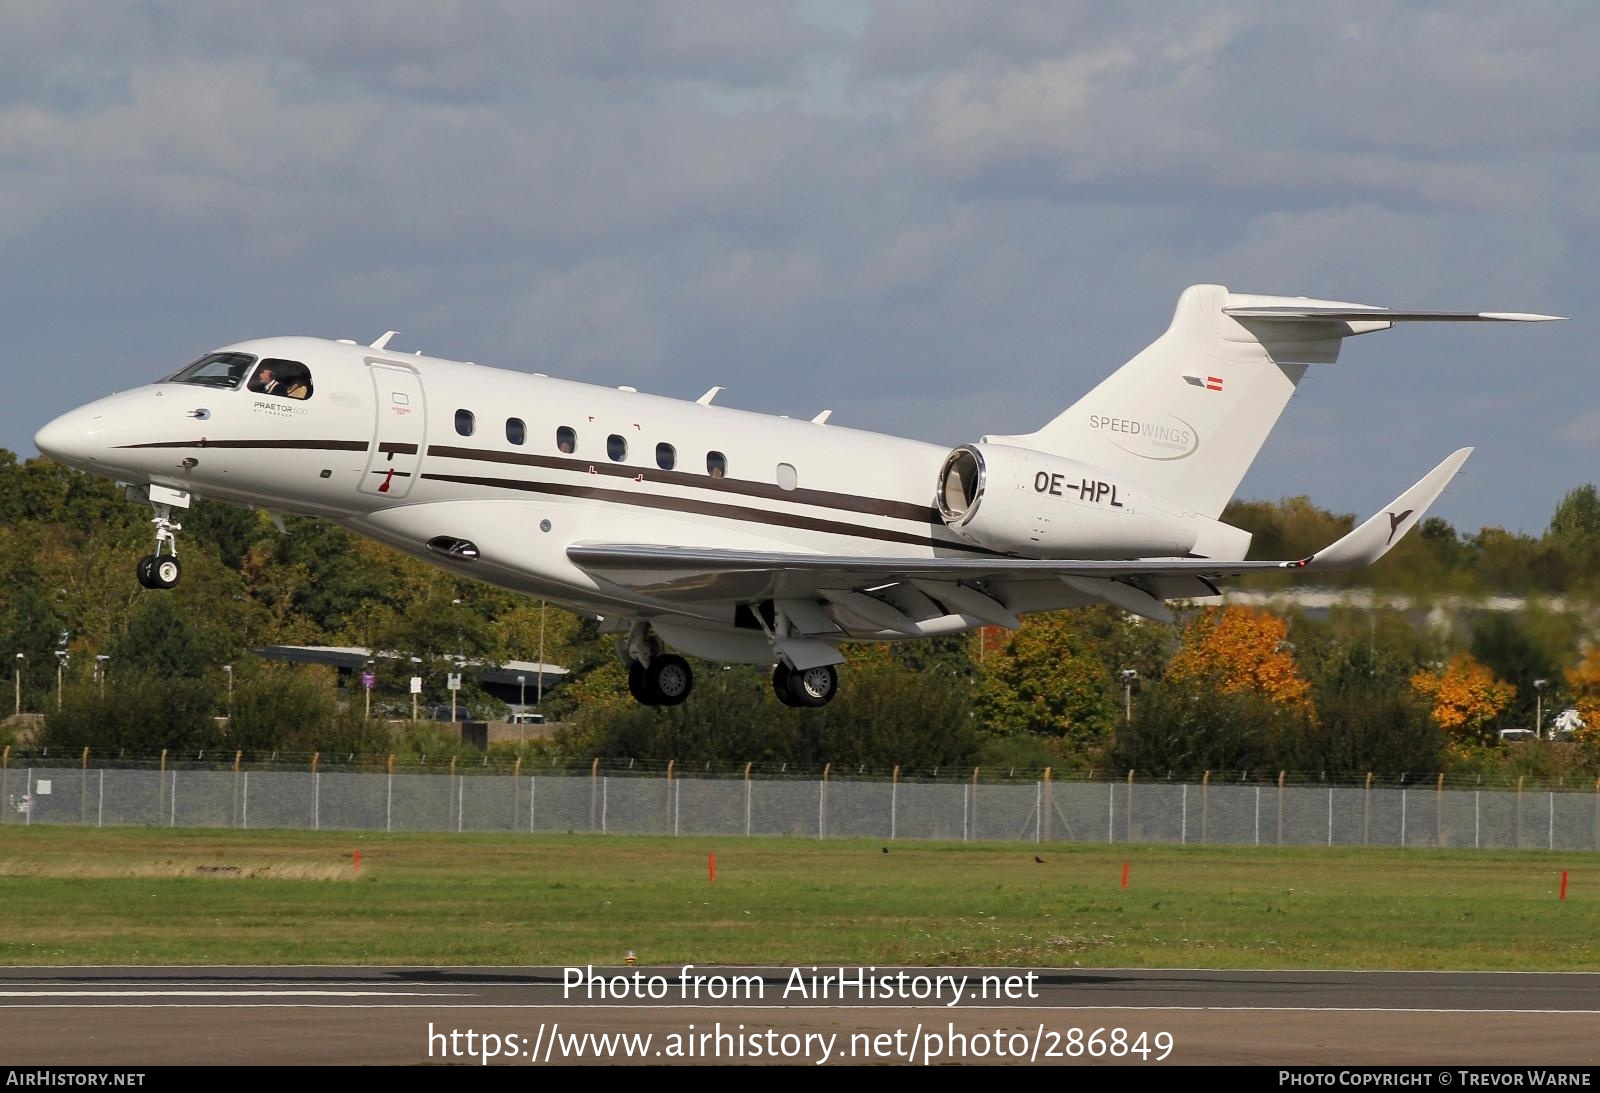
1294, 448, 1472, 571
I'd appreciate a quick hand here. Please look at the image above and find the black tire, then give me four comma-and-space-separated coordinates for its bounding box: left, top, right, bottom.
150, 555, 181, 589
646, 654, 693, 707
785, 663, 839, 708
771, 662, 799, 707
136, 555, 157, 589
627, 661, 656, 706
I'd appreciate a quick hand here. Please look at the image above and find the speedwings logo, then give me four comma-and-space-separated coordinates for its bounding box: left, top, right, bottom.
1085, 413, 1200, 461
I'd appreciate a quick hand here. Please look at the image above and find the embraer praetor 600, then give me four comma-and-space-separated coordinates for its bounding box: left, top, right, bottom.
33, 285, 1560, 708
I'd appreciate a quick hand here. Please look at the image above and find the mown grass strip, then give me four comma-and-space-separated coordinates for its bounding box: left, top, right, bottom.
1, 827, 1592, 969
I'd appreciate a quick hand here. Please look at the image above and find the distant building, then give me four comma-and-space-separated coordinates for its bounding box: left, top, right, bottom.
251, 645, 567, 707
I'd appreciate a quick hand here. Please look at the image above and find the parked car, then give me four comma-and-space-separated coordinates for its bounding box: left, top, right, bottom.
431, 704, 472, 723
508, 710, 545, 725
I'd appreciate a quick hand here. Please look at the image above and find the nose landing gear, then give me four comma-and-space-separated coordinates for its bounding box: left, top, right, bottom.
135, 501, 183, 590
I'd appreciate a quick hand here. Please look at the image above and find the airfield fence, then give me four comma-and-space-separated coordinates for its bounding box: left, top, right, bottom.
4, 761, 1599, 852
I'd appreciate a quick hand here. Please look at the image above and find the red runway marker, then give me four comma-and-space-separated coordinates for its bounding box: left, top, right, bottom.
353, 849, 361, 873
1121, 862, 1129, 889
709, 852, 716, 883
1561, 870, 1568, 901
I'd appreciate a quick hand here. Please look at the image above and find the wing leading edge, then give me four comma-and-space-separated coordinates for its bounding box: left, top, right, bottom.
568, 448, 1471, 609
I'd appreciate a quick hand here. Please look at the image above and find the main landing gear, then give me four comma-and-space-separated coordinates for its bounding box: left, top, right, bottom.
619, 622, 694, 707
136, 502, 183, 590
771, 662, 839, 708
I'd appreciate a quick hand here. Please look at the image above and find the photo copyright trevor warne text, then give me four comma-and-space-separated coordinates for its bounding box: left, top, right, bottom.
1280, 1072, 1592, 1086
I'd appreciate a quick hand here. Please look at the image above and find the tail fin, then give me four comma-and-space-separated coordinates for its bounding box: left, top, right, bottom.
983, 284, 1559, 520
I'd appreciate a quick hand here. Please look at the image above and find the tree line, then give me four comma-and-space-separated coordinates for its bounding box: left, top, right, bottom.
3, 448, 1599, 780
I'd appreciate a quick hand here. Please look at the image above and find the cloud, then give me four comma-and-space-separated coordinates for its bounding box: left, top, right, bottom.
1, 1, 1595, 536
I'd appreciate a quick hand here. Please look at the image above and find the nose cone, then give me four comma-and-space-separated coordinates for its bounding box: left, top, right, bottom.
34, 405, 106, 469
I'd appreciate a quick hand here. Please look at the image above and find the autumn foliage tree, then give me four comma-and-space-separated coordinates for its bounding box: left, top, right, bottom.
1410, 652, 1516, 746
1165, 606, 1312, 712
974, 611, 1119, 755
1564, 647, 1600, 747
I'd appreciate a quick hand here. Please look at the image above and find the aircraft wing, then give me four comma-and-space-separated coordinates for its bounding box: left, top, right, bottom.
569, 448, 1470, 625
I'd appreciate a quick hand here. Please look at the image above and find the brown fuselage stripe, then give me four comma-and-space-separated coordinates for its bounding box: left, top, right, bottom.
419, 471, 1000, 555
426, 444, 942, 523
119, 438, 370, 452
117, 438, 949, 529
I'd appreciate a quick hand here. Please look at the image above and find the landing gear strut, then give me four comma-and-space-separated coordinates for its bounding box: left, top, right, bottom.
772, 661, 839, 708
136, 502, 183, 590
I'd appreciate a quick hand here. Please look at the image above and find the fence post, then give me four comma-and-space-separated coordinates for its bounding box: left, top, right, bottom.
1, 746, 7, 826
386, 754, 395, 834
159, 749, 168, 824
1594, 778, 1599, 853
665, 759, 674, 837
80, 747, 89, 824
1201, 770, 1210, 844
1363, 772, 1373, 846
449, 755, 458, 833
971, 767, 980, 842
1516, 775, 1524, 849
1125, 769, 1134, 843
744, 762, 753, 837
232, 751, 242, 829
1277, 771, 1285, 845
590, 758, 600, 832
311, 752, 320, 831
1042, 767, 1052, 842
820, 763, 830, 840
513, 756, 523, 832
889, 765, 900, 841
1436, 773, 1445, 847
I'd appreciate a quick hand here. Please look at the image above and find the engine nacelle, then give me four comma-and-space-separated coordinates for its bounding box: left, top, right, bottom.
935, 443, 1200, 557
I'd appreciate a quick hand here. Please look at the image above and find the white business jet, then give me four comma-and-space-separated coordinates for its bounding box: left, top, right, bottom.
33, 285, 1558, 709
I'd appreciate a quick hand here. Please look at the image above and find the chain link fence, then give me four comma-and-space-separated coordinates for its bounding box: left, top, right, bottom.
4, 764, 1599, 851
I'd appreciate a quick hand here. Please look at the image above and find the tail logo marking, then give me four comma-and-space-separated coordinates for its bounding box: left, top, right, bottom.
1386, 508, 1414, 544
1182, 375, 1225, 392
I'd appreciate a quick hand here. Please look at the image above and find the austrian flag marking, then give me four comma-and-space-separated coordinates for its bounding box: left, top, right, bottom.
1206, 376, 1224, 392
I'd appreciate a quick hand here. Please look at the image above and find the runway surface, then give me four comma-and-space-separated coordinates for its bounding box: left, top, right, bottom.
3, 966, 1597, 1065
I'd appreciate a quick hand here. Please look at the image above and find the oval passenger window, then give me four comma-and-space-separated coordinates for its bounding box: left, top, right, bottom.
776, 463, 798, 491
455, 409, 475, 437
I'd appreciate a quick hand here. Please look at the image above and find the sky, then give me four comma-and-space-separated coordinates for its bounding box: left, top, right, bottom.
2, 1, 1594, 536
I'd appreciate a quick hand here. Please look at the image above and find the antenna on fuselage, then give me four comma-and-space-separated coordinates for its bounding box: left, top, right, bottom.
696, 386, 724, 405
369, 331, 399, 350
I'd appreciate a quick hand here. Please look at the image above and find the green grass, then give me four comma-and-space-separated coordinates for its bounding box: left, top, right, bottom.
0, 827, 1593, 969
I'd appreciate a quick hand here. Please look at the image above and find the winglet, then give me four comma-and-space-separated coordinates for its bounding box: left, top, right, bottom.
370, 330, 399, 350
1295, 448, 1473, 570
696, 386, 724, 406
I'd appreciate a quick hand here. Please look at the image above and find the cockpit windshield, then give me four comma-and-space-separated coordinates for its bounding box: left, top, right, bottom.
164, 352, 257, 389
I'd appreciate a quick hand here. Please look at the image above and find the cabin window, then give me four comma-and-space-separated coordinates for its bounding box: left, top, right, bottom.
776, 463, 798, 491
247, 358, 314, 400
166, 352, 256, 390
455, 409, 475, 437
556, 426, 576, 454
607, 434, 627, 461
506, 418, 526, 445
707, 451, 728, 479
656, 443, 676, 470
